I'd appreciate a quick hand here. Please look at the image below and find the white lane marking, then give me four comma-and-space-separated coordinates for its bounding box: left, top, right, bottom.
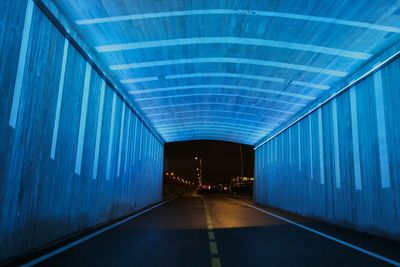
21, 197, 178, 267
234, 199, 400, 267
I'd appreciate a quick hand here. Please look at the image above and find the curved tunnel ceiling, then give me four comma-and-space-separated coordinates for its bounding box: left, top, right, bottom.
52, 0, 400, 145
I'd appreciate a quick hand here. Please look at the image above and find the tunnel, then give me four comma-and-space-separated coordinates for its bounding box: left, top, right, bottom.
1, 0, 400, 266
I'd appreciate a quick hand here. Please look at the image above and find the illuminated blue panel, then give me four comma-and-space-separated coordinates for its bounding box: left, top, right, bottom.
140, 102, 297, 114
106, 93, 117, 180
92, 80, 106, 179
166, 72, 285, 83
332, 99, 341, 188
9, 0, 34, 128
124, 113, 131, 173
309, 116, 313, 179
75, 9, 400, 33
288, 128, 292, 165
158, 126, 267, 136
373, 71, 390, 188
121, 76, 159, 84
117, 105, 126, 177
51, 1, 400, 145
132, 117, 138, 161
111, 57, 347, 77
318, 109, 325, 184
74, 63, 92, 175
50, 40, 69, 160
129, 84, 316, 100
298, 123, 301, 171
124, 72, 329, 90
97, 37, 371, 59
152, 116, 280, 126
135, 93, 307, 107
138, 123, 143, 160
350, 87, 362, 190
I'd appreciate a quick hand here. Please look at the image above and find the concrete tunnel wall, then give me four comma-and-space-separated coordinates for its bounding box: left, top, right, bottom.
254, 53, 400, 241
0, 0, 164, 261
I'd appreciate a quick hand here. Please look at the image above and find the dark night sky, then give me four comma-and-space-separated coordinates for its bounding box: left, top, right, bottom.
164, 140, 254, 185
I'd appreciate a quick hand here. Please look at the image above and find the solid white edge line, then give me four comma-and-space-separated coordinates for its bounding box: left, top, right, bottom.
20, 197, 178, 267
234, 199, 400, 267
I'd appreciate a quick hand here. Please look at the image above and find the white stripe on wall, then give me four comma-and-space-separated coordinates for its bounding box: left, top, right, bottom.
106, 93, 117, 180
50, 39, 69, 159
373, 71, 390, 188
261, 145, 264, 169
318, 109, 325, 185
332, 99, 341, 188
309, 116, 314, 179
9, 0, 34, 128
289, 128, 292, 165
133, 117, 138, 163
117, 104, 126, 177
350, 87, 362, 190
139, 123, 143, 160
298, 123, 301, 171
92, 80, 106, 179
281, 136, 284, 163
124, 113, 131, 173
74, 63, 92, 175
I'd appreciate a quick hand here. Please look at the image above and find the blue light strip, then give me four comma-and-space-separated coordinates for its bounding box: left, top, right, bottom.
158, 127, 266, 136
129, 84, 315, 100
9, 0, 34, 128
50, 39, 69, 160
332, 99, 341, 188
162, 134, 255, 144
156, 122, 271, 132
117, 104, 126, 177
138, 123, 143, 160
140, 101, 297, 114
152, 116, 279, 126
161, 131, 262, 139
158, 128, 270, 137
350, 87, 361, 190
74, 63, 92, 175
106, 93, 117, 180
289, 128, 292, 165
121, 76, 159, 84
166, 72, 284, 83
146, 109, 258, 118
290, 80, 329, 90
317, 109, 325, 184
111, 57, 347, 77
92, 80, 106, 180
298, 124, 301, 171
75, 9, 400, 33
132, 117, 138, 162
166, 72, 329, 90
124, 113, 131, 173
157, 126, 270, 135
309, 116, 313, 179
373, 71, 390, 188
135, 93, 307, 107
96, 37, 370, 59
146, 109, 287, 122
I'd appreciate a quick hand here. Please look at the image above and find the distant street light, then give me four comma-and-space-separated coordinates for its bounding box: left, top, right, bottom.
194, 156, 203, 186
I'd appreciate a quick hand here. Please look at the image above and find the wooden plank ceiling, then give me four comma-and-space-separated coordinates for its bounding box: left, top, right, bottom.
52, 0, 400, 145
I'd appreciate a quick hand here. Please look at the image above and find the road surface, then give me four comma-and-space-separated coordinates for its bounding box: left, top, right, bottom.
24, 193, 400, 267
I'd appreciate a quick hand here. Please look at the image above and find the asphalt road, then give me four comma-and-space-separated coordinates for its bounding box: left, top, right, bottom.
29, 193, 400, 267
